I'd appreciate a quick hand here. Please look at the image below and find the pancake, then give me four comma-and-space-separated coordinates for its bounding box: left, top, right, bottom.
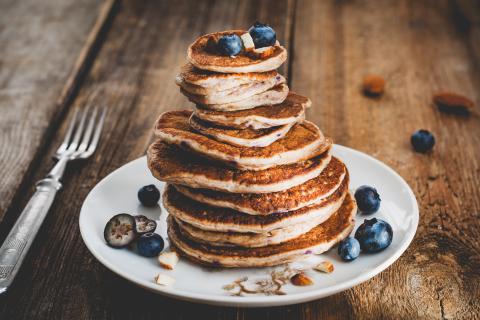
179, 74, 285, 104
154, 110, 330, 170
189, 115, 294, 147
187, 30, 288, 73
147, 140, 332, 194
167, 193, 357, 268
173, 156, 347, 215
175, 213, 336, 247
199, 83, 289, 111
176, 64, 279, 92
163, 178, 348, 233
193, 92, 310, 129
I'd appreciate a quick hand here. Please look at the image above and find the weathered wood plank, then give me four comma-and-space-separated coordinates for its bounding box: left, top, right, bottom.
291, 0, 480, 319
0, 0, 295, 319
1, 0, 479, 319
0, 0, 115, 225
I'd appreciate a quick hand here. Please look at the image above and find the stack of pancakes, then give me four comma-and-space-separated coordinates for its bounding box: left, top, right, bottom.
147, 30, 357, 268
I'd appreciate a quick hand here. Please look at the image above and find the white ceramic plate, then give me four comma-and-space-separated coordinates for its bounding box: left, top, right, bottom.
79, 145, 418, 307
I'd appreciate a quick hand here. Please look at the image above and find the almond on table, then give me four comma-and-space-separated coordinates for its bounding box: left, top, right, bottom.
362, 75, 385, 96
433, 92, 474, 115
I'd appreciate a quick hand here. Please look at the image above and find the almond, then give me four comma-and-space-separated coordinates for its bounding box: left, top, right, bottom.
240, 33, 255, 51
154, 273, 175, 286
433, 92, 474, 115
158, 251, 179, 270
290, 273, 314, 286
313, 261, 334, 273
362, 75, 385, 96
247, 46, 275, 59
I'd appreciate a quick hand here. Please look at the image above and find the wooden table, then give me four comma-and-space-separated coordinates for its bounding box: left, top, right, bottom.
0, 0, 479, 318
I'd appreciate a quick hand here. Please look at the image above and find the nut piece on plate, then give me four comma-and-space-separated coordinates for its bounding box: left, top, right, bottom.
154, 273, 175, 286
362, 75, 385, 96
158, 251, 179, 270
313, 261, 334, 273
241, 33, 255, 51
247, 46, 275, 59
433, 91, 474, 116
290, 273, 314, 286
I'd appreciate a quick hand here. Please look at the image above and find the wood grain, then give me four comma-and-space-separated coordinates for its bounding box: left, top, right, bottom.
291, 0, 480, 318
0, 0, 295, 318
0, 0, 115, 226
0, 0, 479, 319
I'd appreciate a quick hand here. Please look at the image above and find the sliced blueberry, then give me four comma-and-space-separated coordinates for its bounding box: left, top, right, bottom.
138, 184, 160, 207
134, 215, 157, 234
104, 213, 137, 248
411, 129, 435, 153
217, 34, 243, 56
248, 22, 276, 48
137, 233, 165, 257
355, 218, 393, 253
338, 237, 360, 261
354, 185, 381, 215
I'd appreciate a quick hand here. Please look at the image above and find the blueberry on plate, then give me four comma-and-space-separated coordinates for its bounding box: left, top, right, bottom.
355, 218, 393, 253
104, 213, 137, 248
411, 129, 435, 153
217, 34, 243, 56
338, 237, 360, 261
138, 184, 160, 207
134, 215, 157, 234
354, 185, 381, 214
137, 233, 165, 257
248, 22, 276, 48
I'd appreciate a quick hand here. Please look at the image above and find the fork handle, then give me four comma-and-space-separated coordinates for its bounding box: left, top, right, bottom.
0, 178, 61, 294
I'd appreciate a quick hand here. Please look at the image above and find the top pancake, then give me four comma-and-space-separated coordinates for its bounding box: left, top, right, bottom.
154, 110, 330, 170
193, 91, 311, 129
187, 30, 288, 73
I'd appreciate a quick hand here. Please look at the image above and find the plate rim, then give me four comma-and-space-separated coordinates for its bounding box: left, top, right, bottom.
79, 144, 419, 307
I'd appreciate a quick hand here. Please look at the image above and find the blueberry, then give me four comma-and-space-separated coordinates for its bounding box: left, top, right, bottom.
137, 233, 165, 257
354, 185, 381, 214
104, 213, 137, 248
138, 185, 160, 207
355, 218, 393, 253
338, 237, 360, 261
217, 34, 243, 56
248, 22, 276, 48
411, 129, 435, 153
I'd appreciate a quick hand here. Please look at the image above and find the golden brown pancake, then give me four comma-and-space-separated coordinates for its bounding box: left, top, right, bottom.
197, 84, 289, 111
167, 193, 357, 268
187, 30, 287, 73
179, 74, 285, 105
154, 110, 331, 170
163, 179, 348, 233
147, 140, 332, 194
174, 156, 348, 215
176, 63, 279, 92
189, 114, 294, 147
193, 92, 310, 129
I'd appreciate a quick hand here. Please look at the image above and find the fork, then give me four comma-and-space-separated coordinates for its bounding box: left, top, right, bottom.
0, 107, 106, 294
